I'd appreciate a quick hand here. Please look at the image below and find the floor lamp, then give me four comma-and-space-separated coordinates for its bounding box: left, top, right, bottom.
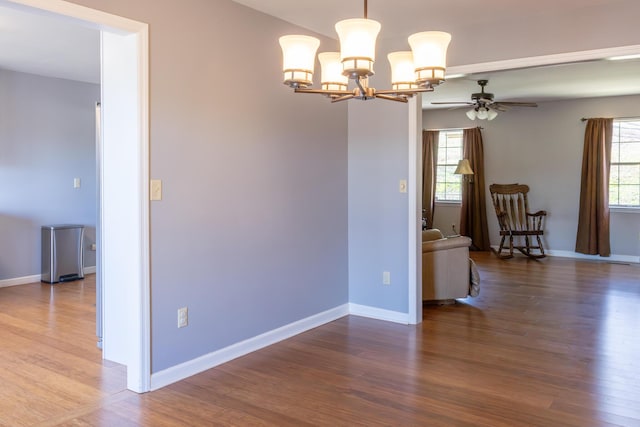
454, 159, 474, 235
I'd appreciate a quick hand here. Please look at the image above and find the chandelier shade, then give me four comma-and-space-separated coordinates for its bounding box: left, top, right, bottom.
279, 35, 321, 88
388, 51, 419, 91
279, 0, 452, 103
319, 52, 349, 91
335, 18, 381, 77
408, 31, 451, 86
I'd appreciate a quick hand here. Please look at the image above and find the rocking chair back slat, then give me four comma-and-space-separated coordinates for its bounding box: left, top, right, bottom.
489, 183, 547, 259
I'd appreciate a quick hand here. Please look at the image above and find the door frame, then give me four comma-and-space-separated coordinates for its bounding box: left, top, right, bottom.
2, 0, 151, 392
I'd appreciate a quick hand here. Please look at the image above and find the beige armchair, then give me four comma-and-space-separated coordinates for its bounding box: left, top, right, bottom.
422, 229, 472, 303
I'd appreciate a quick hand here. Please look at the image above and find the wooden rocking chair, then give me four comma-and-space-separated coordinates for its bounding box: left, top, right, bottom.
489, 184, 547, 259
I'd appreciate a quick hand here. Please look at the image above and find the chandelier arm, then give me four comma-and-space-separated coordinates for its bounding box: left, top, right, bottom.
375, 87, 434, 95
374, 94, 409, 103
331, 94, 356, 103
294, 88, 352, 96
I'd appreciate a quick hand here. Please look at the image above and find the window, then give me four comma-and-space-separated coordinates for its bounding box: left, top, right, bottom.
435, 129, 463, 202
610, 119, 640, 207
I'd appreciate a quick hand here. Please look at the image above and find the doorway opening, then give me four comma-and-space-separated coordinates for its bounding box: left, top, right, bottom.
1, 0, 151, 392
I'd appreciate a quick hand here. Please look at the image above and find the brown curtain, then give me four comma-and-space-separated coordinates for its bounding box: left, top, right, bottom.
575, 118, 613, 256
460, 127, 490, 251
422, 130, 439, 229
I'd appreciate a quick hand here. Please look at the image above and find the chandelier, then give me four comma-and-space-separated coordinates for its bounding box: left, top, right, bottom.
279, 0, 451, 103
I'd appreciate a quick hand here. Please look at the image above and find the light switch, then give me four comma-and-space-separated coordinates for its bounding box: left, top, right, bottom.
150, 179, 162, 201
399, 179, 407, 193
73, 178, 81, 189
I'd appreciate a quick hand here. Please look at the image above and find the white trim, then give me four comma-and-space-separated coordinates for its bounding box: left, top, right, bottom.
0, 274, 41, 288
447, 45, 640, 76
610, 207, 640, 214
490, 245, 640, 264
150, 304, 350, 391
348, 303, 410, 324
407, 96, 422, 325
84, 266, 97, 275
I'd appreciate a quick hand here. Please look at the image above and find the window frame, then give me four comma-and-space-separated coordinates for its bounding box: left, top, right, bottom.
609, 118, 640, 210
434, 129, 464, 203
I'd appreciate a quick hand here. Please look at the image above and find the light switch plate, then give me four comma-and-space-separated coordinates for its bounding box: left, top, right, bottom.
399, 179, 407, 193
73, 178, 81, 189
150, 179, 162, 201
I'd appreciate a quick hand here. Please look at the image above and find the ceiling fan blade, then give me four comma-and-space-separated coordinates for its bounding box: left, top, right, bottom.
494, 101, 538, 107
490, 104, 508, 112
431, 101, 474, 105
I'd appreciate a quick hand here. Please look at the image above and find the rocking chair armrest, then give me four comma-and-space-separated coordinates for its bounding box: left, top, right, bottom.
527, 210, 547, 217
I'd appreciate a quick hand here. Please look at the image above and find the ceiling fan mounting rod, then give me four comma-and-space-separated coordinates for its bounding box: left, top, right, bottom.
364, 0, 368, 19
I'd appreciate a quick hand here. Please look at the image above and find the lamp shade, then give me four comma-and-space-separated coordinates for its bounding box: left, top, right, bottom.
319, 52, 349, 91
454, 159, 474, 175
279, 35, 320, 88
408, 31, 451, 86
388, 51, 418, 91
335, 18, 381, 77
487, 108, 498, 120
466, 109, 477, 120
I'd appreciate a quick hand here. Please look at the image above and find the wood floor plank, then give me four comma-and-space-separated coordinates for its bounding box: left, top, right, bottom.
1, 255, 639, 425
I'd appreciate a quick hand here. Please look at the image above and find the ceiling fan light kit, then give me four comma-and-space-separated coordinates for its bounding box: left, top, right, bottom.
279, 0, 451, 103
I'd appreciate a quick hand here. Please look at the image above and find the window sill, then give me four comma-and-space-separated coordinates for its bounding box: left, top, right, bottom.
435, 200, 462, 206
610, 206, 640, 214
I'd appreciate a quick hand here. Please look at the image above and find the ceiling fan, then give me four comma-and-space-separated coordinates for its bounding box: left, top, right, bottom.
431, 79, 538, 120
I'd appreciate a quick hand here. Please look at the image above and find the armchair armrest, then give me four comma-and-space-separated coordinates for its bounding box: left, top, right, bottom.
422, 235, 471, 253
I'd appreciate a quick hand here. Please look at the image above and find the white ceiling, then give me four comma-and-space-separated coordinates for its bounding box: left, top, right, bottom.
0, 4, 99, 84
1, 0, 639, 109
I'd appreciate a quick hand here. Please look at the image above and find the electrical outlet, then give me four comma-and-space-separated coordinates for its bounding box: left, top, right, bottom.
383, 271, 391, 285
177, 307, 188, 328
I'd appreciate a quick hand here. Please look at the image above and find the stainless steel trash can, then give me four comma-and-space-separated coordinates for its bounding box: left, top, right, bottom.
41, 224, 85, 283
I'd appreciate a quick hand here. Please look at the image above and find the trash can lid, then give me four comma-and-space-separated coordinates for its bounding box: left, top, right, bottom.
41, 224, 85, 230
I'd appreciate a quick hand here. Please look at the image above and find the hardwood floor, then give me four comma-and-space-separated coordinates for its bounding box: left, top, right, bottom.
1, 254, 639, 426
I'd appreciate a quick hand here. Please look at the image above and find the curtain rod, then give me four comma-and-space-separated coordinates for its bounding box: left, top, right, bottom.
424, 126, 484, 131
581, 116, 638, 122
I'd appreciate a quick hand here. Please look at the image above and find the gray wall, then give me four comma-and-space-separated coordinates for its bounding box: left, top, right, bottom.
0, 69, 99, 280
348, 100, 410, 312
423, 94, 640, 258
68, 0, 349, 372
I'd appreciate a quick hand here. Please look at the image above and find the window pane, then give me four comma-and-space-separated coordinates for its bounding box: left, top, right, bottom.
618, 164, 640, 185
610, 165, 619, 185
619, 122, 640, 142
619, 142, 640, 163
618, 185, 640, 206
611, 143, 620, 162
445, 147, 462, 164
609, 185, 619, 205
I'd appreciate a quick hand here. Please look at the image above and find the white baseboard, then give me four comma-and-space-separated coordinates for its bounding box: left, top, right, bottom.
490, 245, 639, 264
0, 266, 97, 288
545, 249, 639, 264
0, 274, 41, 288
150, 304, 350, 391
348, 303, 410, 324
